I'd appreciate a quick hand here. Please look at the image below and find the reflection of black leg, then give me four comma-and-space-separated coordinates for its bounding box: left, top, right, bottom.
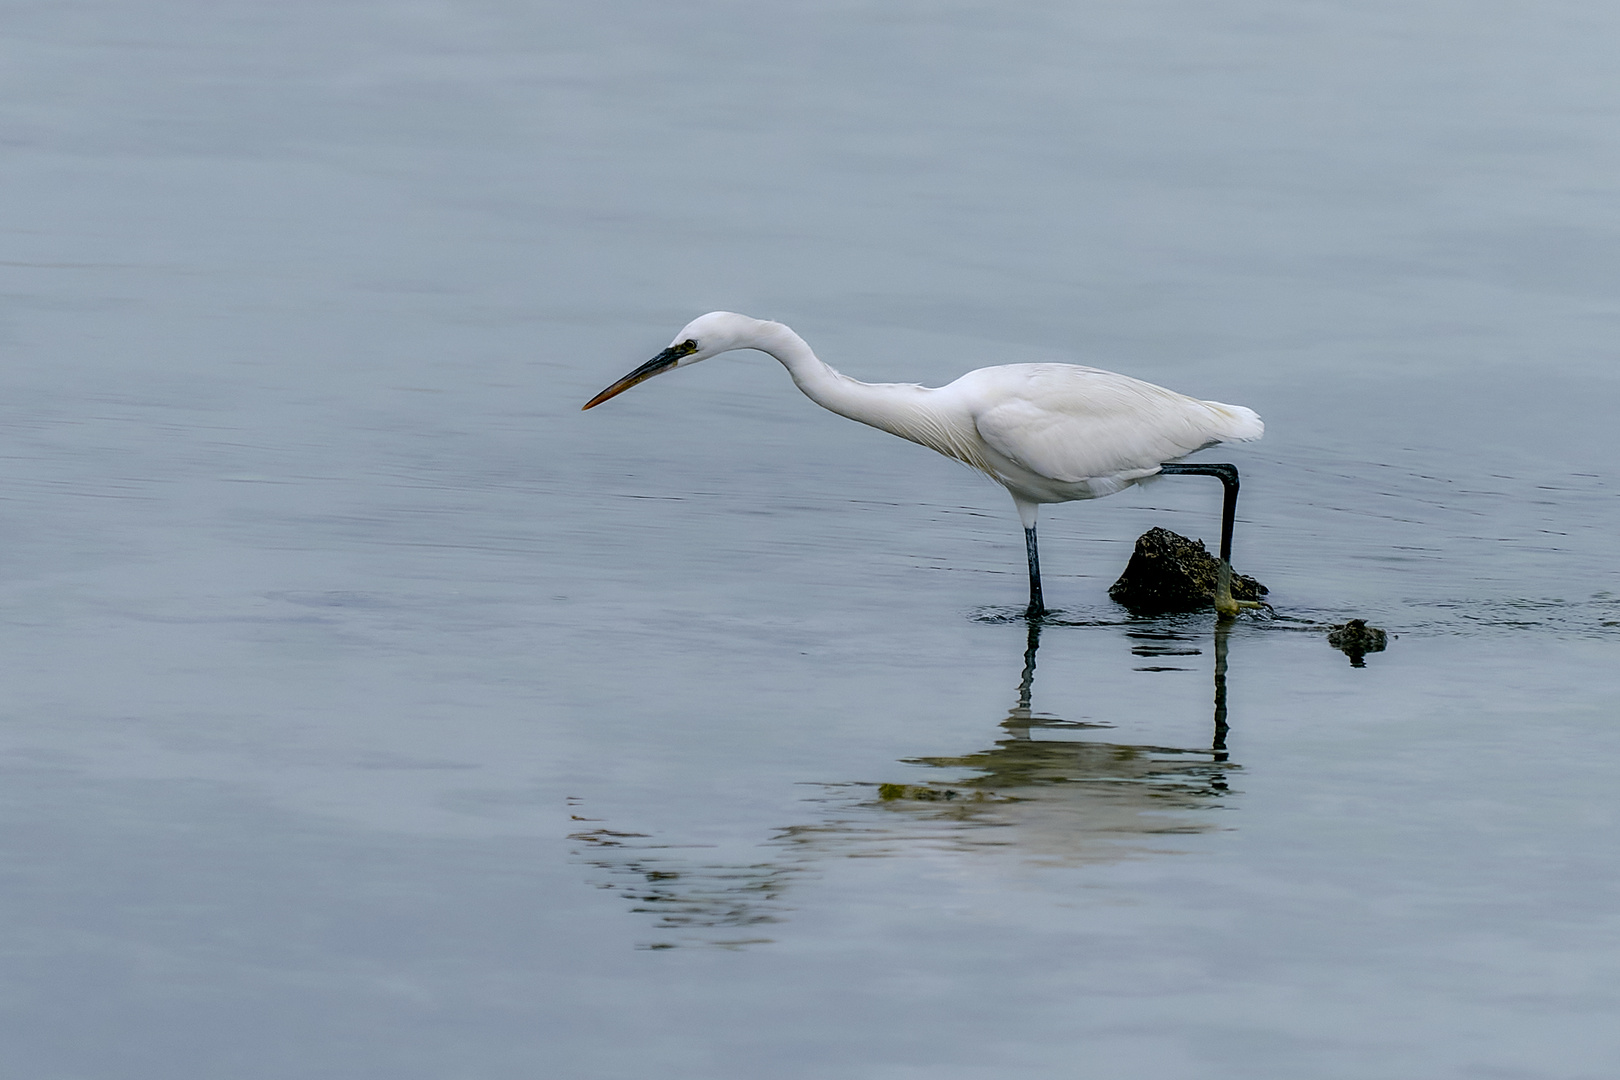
1024, 526, 1046, 619
1018, 618, 1042, 713
1004, 617, 1043, 735
1157, 462, 1240, 563
1212, 620, 1230, 760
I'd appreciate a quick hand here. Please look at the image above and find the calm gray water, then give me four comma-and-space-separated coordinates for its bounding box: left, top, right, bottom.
4, 1, 1619, 1077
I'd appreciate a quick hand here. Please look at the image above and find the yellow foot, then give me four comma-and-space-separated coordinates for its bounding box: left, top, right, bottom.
1213, 560, 1268, 619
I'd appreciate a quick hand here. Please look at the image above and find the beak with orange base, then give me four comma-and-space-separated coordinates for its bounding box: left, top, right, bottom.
581, 338, 698, 410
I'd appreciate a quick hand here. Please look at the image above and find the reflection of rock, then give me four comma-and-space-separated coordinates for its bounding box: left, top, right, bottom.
1108, 527, 1267, 613
1327, 618, 1388, 667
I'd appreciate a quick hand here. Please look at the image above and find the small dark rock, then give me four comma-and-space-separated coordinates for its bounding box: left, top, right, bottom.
1326, 619, 1388, 666
1108, 527, 1268, 614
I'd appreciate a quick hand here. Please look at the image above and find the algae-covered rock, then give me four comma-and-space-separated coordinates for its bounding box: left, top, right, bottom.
1108, 527, 1268, 614
1327, 618, 1388, 666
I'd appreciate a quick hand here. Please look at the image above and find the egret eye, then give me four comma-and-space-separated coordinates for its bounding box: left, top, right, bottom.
680, 339, 698, 354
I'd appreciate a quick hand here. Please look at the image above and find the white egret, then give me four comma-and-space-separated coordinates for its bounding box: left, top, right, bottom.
584, 312, 1263, 618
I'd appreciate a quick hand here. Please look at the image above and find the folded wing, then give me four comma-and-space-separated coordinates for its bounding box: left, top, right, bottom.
967, 365, 1261, 484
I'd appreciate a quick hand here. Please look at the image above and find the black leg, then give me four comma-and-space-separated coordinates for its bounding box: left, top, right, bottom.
1024, 525, 1046, 619
1157, 462, 1240, 563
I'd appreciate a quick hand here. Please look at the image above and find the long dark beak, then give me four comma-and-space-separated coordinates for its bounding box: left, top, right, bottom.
582, 347, 684, 410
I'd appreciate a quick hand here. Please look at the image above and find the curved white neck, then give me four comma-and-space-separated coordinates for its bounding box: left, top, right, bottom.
741, 321, 986, 475
749, 321, 911, 431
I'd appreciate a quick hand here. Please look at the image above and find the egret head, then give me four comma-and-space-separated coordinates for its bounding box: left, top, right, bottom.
582, 311, 767, 410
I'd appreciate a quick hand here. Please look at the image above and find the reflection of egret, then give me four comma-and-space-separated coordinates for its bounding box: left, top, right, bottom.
871, 620, 1236, 858
585, 312, 1264, 616
571, 620, 1242, 947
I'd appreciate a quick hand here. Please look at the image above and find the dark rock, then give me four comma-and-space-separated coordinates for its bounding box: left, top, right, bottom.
1326, 619, 1388, 667
1108, 527, 1268, 614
